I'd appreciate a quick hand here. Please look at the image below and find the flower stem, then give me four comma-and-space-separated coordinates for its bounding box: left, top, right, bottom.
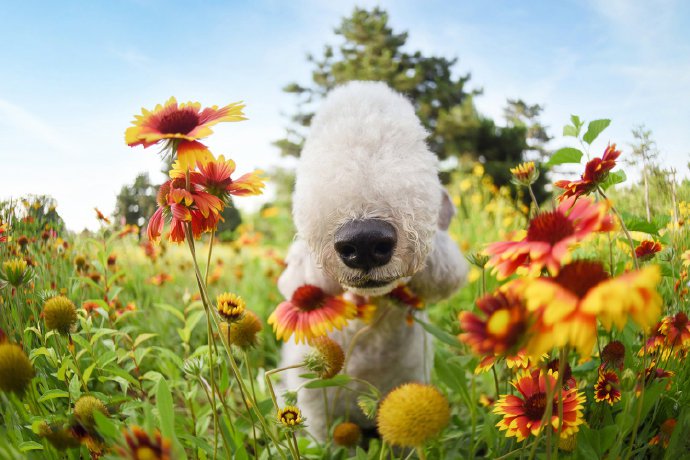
597, 187, 639, 270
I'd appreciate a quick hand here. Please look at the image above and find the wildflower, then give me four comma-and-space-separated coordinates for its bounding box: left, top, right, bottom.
600, 340, 625, 371
0, 223, 7, 243
74, 255, 88, 271
466, 252, 490, 268
304, 336, 345, 379
216, 292, 246, 322
546, 359, 577, 389
117, 224, 139, 238
485, 197, 613, 279
333, 422, 362, 447
344, 292, 377, 323
17, 235, 29, 249
660, 312, 690, 348
277, 406, 304, 428
594, 371, 621, 405
377, 383, 450, 448
458, 286, 528, 356
649, 419, 676, 448
1, 257, 33, 287
474, 351, 533, 374
148, 273, 172, 286
510, 161, 539, 186
43, 296, 78, 335
494, 369, 585, 442
219, 310, 263, 349
634, 240, 662, 261
554, 144, 622, 201
37, 421, 80, 450
388, 285, 424, 309
107, 254, 117, 267
117, 426, 171, 460
94, 208, 111, 224
682, 250, 690, 268
171, 154, 265, 198
74, 396, 108, 429
268, 285, 357, 343
0, 343, 34, 394
479, 394, 495, 407
518, 261, 661, 357
125, 97, 245, 149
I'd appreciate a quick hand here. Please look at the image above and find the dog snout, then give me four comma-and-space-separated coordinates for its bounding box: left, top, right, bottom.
334, 219, 397, 270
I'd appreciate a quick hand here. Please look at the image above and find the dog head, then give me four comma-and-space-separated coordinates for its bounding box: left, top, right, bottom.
293, 81, 445, 296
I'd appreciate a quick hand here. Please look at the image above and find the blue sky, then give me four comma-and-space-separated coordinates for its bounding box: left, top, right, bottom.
1, 0, 688, 230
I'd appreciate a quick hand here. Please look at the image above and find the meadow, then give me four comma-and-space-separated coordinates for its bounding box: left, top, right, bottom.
0, 100, 688, 460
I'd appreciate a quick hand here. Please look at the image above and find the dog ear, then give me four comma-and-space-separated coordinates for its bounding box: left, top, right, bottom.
438, 188, 455, 231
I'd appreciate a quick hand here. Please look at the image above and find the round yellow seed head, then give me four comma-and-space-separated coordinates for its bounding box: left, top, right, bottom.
43, 296, 78, 334
0, 343, 35, 394
333, 422, 362, 447
377, 383, 450, 447
216, 292, 246, 322
220, 310, 262, 349
74, 395, 108, 428
304, 336, 344, 379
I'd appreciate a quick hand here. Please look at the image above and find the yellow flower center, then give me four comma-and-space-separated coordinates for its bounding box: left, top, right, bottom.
135, 446, 158, 460
487, 310, 511, 337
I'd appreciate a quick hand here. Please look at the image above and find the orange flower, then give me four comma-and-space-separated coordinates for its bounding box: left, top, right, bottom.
0, 223, 7, 243
554, 144, 621, 201
94, 208, 111, 224
474, 350, 532, 375
125, 97, 245, 149
634, 240, 662, 261
459, 286, 528, 357
594, 370, 621, 405
494, 369, 585, 442
268, 285, 357, 343
660, 312, 690, 349
649, 419, 676, 448
117, 426, 171, 460
171, 154, 265, 199
485, 197, 613, 279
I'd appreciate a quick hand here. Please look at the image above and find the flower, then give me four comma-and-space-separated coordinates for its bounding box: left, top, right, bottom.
268, 285, 357, 343
118, 224, 140, 238
94, 208, 111, 224
459, 286, 528, 357
510, 162, 539, 186
474, 351, 533, 375
0, 343, 34, 394
485, 197, 613, 279
43, 296, 78, 335
74, 255, 88, 271
634, 240, 662, 261
74, 396, 108, 429
682, 250, 690, 268
171, 154, 265, 198
1, 257, 33, 287
594, 370, 621, 405
303, 336, 345, 379
660, 312, 690, 348
546, 359, 577, 390
333, 422, 362, 447
518, 261, 661, 357
148, 273, 173, 286
554, 144, 621, 201
277, 406, 304, 428
220, 310, 263, 349
125, 97, 245, 149
649, 419, 676, 448
216, 292, 246, 322
600, 341, 625, 371
0, 223, 7, 243
377, 383, 450, 448
117, 426, 171, 460
494, 369, 585, 442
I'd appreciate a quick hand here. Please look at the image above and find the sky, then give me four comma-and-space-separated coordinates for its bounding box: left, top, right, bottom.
1, 0, 689, 231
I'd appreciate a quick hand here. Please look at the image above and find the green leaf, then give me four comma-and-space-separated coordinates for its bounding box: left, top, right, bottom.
547, 147, 583, 167
18, 441, 43, 452
93, 410, 119, 439
83, 362, 97, 385
563, 125, 579, 138
621, 212, 670, 235
157, 379, 185, 458
304, 374, 351, 389
415, 318, 462, 349
570, 114, 583, 130
37, 389, 70, 402
583, 119, 611, 144
600, 170, 626, 190
134, 333, 158, 348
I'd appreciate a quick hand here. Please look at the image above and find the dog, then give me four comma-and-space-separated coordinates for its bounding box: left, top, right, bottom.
276, 81, 467, 440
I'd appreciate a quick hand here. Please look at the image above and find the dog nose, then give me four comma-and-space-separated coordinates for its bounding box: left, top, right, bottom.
334, 219, 397, 270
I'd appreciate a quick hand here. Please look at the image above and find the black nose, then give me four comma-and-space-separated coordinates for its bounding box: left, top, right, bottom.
334, 219, 397, 270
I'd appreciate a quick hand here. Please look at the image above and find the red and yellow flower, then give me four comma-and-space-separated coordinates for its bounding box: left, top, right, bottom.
117, 426, 171, 460
171, 154, 265, 199
554, 144, 621, 201
660, 312, 690, 349
485, 197, 613, 279
649, 419, 676, 448
494, 369, 585, 441
268, 285, 357, 343
459, 286, 528, 357
594, 370, 621, 405
125, 97, 245, 149
634, 240, 662, 261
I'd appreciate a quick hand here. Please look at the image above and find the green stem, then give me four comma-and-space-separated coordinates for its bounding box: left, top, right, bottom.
597, 187, 639, 270
242, 350, 260, 458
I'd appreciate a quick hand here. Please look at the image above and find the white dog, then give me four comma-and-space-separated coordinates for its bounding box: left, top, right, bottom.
277, 81, 467, 439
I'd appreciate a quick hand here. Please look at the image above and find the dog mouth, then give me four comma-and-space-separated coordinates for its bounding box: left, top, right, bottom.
340, 276, 400, 296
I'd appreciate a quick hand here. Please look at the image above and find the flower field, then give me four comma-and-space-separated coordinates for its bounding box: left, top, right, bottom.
1, 101, 689, 460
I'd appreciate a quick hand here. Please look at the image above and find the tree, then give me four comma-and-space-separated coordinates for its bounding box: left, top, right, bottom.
503, 99, 552, 162
114, 173, 159, 229
627, 125, 660, 222
275, 7, 546, 197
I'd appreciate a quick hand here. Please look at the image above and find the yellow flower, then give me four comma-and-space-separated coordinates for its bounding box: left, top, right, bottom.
473, 164, 485, 177
304, 336, 344, 379
220, 310, 263, 349
216, 292, 246, 322
681, 250, 690, 268
377, 383, 450, 448
43, 296, 78, 335
0, 343, 34, 394
1, 258, 32, 287
510, 161, 539, 186
277, 406, 304, 428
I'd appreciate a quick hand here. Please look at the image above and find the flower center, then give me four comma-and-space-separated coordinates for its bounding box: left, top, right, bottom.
292, 285, 327, 311
524, 393, 548, 420
158, 109, 199, 134
135, 447, 158, 460
487, 310, 511, 337
526, 211, 575, 245
601, 340, 625, 365
554, 260, 609, 298
674, 312, 688, 330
